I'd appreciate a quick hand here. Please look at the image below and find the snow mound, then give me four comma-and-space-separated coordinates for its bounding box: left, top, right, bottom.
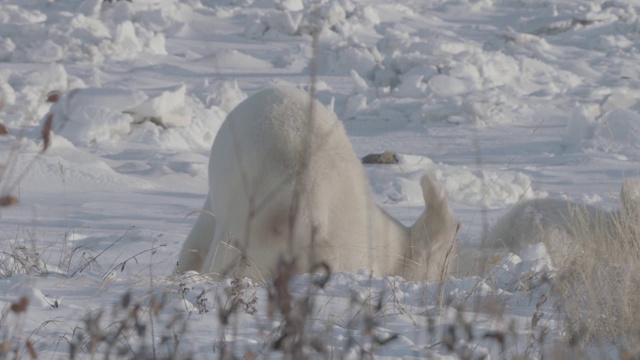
593, 109, 640, 154
428, 74, 473, 97
367, 155, 543, 208
129, 84, 192, 127
128, 99, 226, 151
563, 103, 640, 158
1, 64, 71, 126
243, 0, 381, 78
354, 26, 524, 124
436, 168, 542, 208
0, 37, 16, 61
0, 0, 179, 65
45, 85, 223, 147
562, 104, 599, 151
0, 4, 46, 25
245, 0, 378, 39
26, 39, 64, 63
489, 243, 554, 292
191, 79, 247, 113
48, 88, 146, 145
209, 49, 273, 70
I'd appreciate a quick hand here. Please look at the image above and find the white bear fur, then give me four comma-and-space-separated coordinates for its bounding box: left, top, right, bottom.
177, 86, 458, 281
484, 179, 640, 265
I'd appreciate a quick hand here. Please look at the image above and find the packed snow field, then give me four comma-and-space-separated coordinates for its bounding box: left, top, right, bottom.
1, 0, 639, 358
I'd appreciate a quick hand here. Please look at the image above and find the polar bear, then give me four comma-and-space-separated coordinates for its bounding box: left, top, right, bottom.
176, 86, 458, 281
484, 179, 640, 265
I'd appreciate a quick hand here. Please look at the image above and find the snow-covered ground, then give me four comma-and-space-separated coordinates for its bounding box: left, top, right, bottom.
1, 0, 639, 358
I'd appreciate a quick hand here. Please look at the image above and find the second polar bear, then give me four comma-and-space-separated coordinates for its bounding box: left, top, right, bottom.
485, 179, 640, 265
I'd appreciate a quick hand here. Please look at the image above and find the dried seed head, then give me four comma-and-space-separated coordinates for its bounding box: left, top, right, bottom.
0, 196, 18, 207
41, 112, 53, 152
0, 123, 8, 136
46, 91, 61, 103
0, 341, 10, 356
10, 297, 29, 313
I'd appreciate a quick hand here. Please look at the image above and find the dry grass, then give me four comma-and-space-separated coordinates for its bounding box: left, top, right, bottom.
5, 190, 639, 359
552, 198, 640, 347
0, 234, 190, 359
1, 292, 192, 360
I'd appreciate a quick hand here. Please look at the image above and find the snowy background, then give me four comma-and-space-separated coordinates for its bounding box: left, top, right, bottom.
1, 0, 639, 358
